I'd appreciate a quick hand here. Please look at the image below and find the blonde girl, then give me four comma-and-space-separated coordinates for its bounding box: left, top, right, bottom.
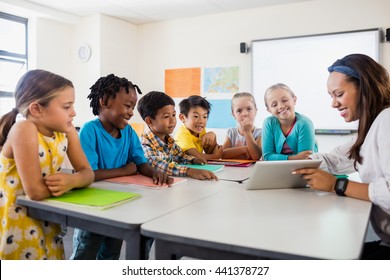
222, 92, 262, 160
262, 83, 317, 161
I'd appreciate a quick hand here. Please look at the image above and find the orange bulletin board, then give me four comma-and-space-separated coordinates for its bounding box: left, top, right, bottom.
165, 67, 201, 98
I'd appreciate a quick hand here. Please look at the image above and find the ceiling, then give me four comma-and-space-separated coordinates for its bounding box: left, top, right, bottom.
12, 0, 312, 25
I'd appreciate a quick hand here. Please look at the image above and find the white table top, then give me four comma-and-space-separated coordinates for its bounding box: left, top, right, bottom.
215, 165, 254, 182
17, 177, 237, 228
141, 184, 372, 259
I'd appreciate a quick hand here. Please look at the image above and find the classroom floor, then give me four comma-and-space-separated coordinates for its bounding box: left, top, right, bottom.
63, 227, 126, 260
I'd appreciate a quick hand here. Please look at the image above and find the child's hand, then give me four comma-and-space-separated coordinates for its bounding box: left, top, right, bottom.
192, 157, 207, 165
152, 170, 174, 187
288, 150, 313, 160
201, 132, 217, 148
187, 168, 218, 180
212, 145, 223, 159
240, 118, 253, 133
122, 162, 138, 176
44, 173, 74, 197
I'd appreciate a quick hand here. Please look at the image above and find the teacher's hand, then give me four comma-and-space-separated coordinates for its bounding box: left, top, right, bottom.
293, 168, 337, 193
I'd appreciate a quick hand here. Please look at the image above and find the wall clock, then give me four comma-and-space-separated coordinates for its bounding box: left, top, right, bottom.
77, 44, 91, 62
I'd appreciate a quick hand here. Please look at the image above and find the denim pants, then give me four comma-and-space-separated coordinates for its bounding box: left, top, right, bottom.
70, 228, 123, 260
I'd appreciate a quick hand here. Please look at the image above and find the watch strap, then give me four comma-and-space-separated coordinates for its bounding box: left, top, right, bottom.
334, 178, 349, 196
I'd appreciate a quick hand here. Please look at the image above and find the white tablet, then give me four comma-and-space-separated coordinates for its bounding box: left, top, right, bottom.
245, 159, 322, 190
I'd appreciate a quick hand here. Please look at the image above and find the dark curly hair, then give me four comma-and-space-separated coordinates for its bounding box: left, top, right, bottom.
87, 74, 142, 116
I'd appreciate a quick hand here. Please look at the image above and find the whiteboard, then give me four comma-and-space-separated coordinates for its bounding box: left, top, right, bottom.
252, 29, 379, 131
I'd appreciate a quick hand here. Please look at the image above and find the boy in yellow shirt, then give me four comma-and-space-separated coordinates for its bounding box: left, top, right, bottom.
137, 91, 217, 180
175, 95, 223, 162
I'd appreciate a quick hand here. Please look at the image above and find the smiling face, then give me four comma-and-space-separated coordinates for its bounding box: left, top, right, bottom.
265, 88, 296, 121
327, 72, 359, 122
179, 106, 208, 136
146, 105, 177, 140
100, 87, 137, 131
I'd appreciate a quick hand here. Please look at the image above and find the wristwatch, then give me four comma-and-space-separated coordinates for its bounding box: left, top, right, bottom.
334, 178, 349, 196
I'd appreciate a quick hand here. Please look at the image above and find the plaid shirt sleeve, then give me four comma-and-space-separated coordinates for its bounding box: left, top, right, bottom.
142, 135, 189, 177
172, 142, 195, 164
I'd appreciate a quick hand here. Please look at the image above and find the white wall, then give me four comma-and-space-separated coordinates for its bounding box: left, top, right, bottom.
136, 0, 390, 91
33, 18, 73, 78
24, 14, 139, 126
134, 0, 390, 150
70, 15, 101, 125
3, 0, 390, 152
71, 15, 138, 125
100, 15, 138, 79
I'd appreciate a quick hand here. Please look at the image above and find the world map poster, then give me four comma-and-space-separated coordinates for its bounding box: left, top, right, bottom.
203, 66, 239, 93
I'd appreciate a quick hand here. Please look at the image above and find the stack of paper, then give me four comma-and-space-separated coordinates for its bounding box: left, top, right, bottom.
207, 159, 256, 167
179, 164, 224, 173
105, 174, 187, 187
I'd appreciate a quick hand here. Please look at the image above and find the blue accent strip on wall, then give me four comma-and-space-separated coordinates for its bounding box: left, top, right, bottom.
207, 99, 236, 128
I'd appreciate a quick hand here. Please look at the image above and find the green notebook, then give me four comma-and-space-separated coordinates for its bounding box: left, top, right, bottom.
178, 164, 224, 173
48, 187, 141, 210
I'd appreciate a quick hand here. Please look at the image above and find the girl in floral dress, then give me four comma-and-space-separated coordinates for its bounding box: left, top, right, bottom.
0, 69, 94, 259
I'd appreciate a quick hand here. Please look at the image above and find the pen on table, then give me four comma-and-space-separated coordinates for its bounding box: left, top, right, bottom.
219, 178, 249, 184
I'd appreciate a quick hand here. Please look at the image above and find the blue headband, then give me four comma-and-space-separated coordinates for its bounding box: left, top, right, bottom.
328, 60, 359, 79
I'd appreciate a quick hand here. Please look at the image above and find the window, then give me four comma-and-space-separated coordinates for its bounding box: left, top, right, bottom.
0, 12, 28, 116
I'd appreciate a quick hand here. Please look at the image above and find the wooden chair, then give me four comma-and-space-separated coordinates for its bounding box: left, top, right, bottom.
129, 122, 145, 136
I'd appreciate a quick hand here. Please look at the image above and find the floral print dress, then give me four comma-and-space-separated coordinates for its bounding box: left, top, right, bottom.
0, 132, 68, 259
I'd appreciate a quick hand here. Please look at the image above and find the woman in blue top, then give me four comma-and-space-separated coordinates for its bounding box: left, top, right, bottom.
262, 83, 318, 161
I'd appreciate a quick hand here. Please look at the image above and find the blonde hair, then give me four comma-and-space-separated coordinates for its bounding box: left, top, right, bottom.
231, 92, 257, 112
264, 83, 296, 109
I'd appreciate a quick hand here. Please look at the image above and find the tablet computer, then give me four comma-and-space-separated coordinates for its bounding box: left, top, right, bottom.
245, 159, 322, 190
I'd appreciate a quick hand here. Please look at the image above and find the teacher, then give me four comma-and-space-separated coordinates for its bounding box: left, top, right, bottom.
295, 53, 390, 259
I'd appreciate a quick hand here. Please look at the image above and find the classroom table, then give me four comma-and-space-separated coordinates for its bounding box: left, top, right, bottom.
214, 163, 254, 183
141, 184, 372, 260
16, 177, 237, 259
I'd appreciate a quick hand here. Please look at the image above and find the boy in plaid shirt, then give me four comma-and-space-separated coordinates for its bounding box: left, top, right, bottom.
137, 91, 217, 180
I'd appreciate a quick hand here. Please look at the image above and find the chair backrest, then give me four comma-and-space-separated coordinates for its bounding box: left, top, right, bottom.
129, 122, 144, 136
